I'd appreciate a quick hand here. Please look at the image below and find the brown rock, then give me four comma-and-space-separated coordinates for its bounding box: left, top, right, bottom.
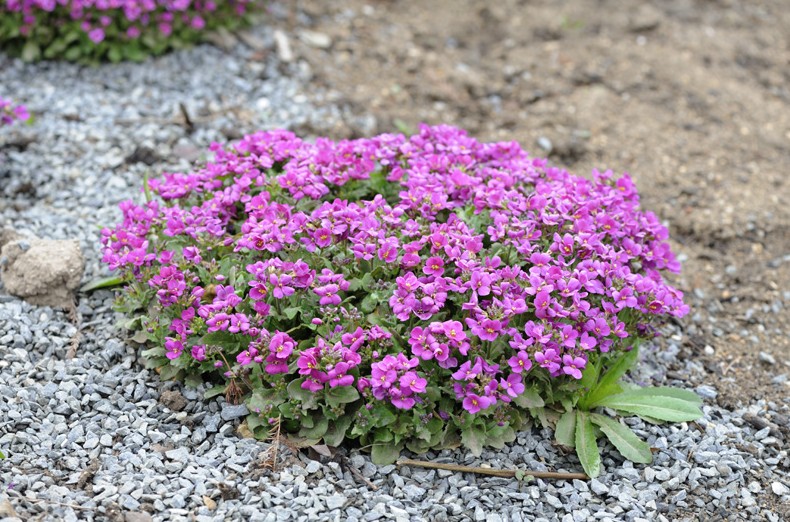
159, 390, 188, 412
0, 238, 84, 308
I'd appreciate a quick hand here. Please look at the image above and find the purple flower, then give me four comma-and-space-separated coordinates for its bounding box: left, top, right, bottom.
399, 371, 427, 393
535, 348, 561, 374
423, 256, 445, 277
499, 373, 525, 399
462, 393, 493, 414
164, 338, 184, 360
507, 351, 532, 373
561, 355, 587, 380
88, 28, 105, 44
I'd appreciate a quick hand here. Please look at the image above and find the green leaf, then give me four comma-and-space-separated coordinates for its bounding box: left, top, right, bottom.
21, 40, 40, 61
246, 412, 267, 436
184, 374, 203, 388
286, 378, 319, 409
371, 404, 397, 427
370, 441, 402, 465
200, 331, 240, 347
593, 388, 703, 422
555, 410, 576, 448
325, 386, 360, 408
633, 386, 703, 405
248, 388, 284, 413
461, 425, 486, 456
579, 347, 638, 409
575, 411, 601, 478
159, 365, 183, 381
299, 416, 328, 439
204, 385, 227, 399
323, 414, 354, 447
129, 330, 150, 344
590, 413, 652, 464
108, 45, 122, 63
348, 272, 374, 292
283, 307, 301, 320
578, 357, 600, 391
485, 425, 516, 449
513, 387, 545, 409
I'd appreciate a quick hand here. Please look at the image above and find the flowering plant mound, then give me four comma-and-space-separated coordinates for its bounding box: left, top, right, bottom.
1, 0, 260, 62
0, 97, 29, 127
101, 125, 701, 475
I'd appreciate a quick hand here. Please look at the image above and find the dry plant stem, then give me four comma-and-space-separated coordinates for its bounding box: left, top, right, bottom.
6, 490, 94, 512
66, 299, 81, 359
396, 458, 589, 481
339, 455, 379, 491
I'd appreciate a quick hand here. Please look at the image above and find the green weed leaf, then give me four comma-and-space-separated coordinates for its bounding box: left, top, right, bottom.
593, 387, 702, 422
575, 411, 601, 478
370, 441, 402, 465
555, 410, 576, 448
590, 413, 652, 464
81, 275, 126, 292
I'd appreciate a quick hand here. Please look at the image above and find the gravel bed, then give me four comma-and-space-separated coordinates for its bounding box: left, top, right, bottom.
1, 24, 789, 522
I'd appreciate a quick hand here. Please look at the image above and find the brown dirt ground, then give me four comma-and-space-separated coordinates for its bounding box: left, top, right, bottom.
270, 0, 790, 415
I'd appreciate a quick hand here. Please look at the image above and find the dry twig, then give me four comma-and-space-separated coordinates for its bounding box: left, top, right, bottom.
66, 299, 82, 359
396, 458, 589, 481
339, 455, 379, 491
6, 489, 95, 512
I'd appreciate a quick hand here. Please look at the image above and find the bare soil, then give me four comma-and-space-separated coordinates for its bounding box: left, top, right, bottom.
270, 0, 790, 410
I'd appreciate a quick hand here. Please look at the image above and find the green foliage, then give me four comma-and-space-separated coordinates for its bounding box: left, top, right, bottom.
0, 3, 260, 63
559, 347, 703, 477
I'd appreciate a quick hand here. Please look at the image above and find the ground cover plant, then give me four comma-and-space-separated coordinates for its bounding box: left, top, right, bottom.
0, 97, 29, 126
0, 0, 260, 62
100, 124, 702, 477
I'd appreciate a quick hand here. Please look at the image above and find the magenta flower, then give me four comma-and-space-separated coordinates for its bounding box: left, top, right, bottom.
462, 393, 493, 414
499, 373, 525, 398
507, 351, 532, 373
164, 338, 184, 360
399, 372, 427, 393
423, 256, 445, 277
535, 348, 561, 374
190, 344, 206, 362
561, 355, 587, 380
88, 28, 105, 44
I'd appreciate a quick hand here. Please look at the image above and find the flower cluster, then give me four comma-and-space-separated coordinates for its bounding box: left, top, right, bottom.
103, 124, 688, 458
0, 0, 260, 62
363, 353, 426, 410
0, 97, 29, 127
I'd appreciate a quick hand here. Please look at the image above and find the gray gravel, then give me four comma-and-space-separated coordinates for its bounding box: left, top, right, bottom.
1, 22, 790, 522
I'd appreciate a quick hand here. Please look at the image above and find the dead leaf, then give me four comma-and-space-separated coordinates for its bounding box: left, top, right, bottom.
76, 459, 100, 489
310, 444, 333, 458
236, 420, 254, 439
218, 482, 239, 501
0, 497, 17, 518
203, 496, 217, 510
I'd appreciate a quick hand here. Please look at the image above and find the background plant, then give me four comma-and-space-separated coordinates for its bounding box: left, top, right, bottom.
100, 124, 701, 475
0, 0, 261, 62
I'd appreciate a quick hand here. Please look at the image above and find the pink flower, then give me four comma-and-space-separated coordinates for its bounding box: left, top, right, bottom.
508, 351, 532, 373
423, 256, 445, 277
88, 28, 105, 44
400, 372, 427, 393
500, 373, 525, 398
462, 393, 493, 414
561, 355, 587, 380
